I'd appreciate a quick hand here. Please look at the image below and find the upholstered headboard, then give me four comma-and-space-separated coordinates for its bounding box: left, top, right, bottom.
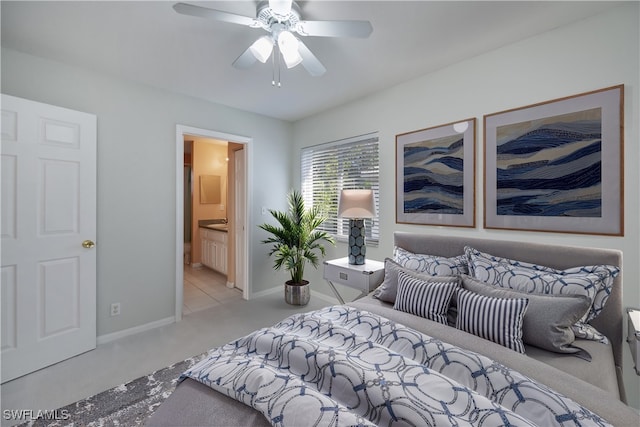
393, 232, 624, 384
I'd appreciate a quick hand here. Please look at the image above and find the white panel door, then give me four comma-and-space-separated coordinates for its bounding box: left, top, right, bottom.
234, 148, 246, 292
1, 94, 97, 383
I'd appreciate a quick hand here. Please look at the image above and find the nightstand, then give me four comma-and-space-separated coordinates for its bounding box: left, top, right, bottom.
627, 308, 640, 375
323, 257, 385, 304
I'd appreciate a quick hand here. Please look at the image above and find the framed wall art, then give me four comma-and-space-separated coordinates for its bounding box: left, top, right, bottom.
396, 118, 476, 227
484, 85, 623, 235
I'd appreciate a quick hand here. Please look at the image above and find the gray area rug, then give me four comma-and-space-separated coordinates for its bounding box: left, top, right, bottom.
20, 352, 208, 427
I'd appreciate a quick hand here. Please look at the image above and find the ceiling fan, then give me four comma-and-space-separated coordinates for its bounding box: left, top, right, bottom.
173, 1, 373, 85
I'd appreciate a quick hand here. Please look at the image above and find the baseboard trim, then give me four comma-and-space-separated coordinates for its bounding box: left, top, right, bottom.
250, 285, 282, 299
97, 316, 175, 345
226, 281, 234, 288
95, 290, 338, 345
311, 290, 340, 305
250, 286, 340, 304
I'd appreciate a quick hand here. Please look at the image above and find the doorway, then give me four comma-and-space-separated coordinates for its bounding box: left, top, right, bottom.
175, 125, 251, 322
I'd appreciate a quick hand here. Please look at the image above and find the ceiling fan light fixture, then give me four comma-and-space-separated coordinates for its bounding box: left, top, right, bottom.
282, 49, 303, 68
278, 30, 302, 68
249, 36, 274, 63
173, 1, 372, 80
269, 0, 292, 17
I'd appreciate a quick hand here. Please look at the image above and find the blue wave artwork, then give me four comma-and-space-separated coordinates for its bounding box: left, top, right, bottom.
404, 134, 464, 214
496, 108, 602, 217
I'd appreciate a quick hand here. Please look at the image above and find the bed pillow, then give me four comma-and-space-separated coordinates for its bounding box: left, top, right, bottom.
394, 246, 468, 276
461, 275, 591, 354
455, 288, 529, 353
465, 246, 619, 323
393, 271, 460, 324
465, 246, 617, 344
467, 259, 605, 343
374, 258, 459, 304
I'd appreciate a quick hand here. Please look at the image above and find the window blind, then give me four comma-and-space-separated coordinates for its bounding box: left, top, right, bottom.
301, 133, 379, 244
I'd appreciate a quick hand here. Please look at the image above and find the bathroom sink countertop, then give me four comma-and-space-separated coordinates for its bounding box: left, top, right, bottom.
203, 224, 228, 232
198, 219, 228, 232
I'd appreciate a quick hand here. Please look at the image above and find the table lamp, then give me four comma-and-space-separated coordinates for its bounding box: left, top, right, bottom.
338, 189, 376, 265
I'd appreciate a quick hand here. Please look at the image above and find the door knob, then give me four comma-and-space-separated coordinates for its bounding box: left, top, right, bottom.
82, 240, 96, 249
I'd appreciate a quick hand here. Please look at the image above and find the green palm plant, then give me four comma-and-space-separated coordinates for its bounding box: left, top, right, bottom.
258, 190, 335, 285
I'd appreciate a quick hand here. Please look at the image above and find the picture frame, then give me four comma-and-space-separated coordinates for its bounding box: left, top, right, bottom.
396, 118, 476, 227
484, 85, 623, 235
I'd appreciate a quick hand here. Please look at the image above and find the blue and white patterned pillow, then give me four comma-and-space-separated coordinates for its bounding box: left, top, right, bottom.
464, 246, 619, 343
456, 288, 529, 353
394, 246, 468, 276
394, 271, 460, 324
464, 246, 618, 322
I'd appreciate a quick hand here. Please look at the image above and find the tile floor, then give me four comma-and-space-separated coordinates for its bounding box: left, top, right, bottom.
182, 264, 242, 314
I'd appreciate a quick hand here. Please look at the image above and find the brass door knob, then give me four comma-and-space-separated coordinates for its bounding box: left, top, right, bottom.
82, 240, 96, 249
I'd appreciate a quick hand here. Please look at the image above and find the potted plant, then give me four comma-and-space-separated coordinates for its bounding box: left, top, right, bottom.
258, 190, 335, 305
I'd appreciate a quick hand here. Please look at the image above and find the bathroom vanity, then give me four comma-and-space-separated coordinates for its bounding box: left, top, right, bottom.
199, 222, 228, 274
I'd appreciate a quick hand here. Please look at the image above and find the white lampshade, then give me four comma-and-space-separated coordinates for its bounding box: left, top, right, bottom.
250, 36, 274, 63
278, 31, 302, 68
338, 189, 376, 219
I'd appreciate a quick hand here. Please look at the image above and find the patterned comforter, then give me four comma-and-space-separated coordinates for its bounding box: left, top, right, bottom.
182, 306, 611, 426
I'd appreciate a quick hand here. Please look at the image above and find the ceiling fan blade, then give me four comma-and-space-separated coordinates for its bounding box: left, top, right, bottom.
296, 20, 373, 38
173, 3, 258, 27
232, 46, 258, 69
297, 40, 326, 77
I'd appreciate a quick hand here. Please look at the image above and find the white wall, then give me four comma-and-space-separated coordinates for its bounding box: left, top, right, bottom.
1, 47, 293, 337
292, 4, 640, 409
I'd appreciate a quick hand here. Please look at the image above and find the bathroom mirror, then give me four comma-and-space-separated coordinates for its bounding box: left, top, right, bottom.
200, 175, 221, 204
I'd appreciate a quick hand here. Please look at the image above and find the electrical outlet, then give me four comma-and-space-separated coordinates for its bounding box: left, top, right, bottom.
110, 302, 121, 317
261, 206, 267, 215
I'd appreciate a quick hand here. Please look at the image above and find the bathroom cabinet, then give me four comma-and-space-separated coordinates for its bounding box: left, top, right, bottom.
200, 228, 227, 275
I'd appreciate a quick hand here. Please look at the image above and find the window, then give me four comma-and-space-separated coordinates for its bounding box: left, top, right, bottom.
301, 133, 379, 244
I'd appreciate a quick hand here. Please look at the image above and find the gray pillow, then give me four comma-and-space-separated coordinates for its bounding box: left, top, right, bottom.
460, 275, 591, 354
373, 258, 459, 303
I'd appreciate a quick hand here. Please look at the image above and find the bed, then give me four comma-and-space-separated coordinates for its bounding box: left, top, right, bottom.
147, 232, 639, 426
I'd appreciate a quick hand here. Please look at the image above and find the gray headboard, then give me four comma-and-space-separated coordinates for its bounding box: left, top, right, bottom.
393, 232, 624, 373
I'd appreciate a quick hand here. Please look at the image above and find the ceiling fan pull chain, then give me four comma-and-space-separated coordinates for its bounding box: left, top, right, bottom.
277, 47, 282, 87
271, 47, 276, 86
271, 47, 282, 88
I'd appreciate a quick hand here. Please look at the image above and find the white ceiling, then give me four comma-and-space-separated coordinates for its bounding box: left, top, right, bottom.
1, 1, 621, 122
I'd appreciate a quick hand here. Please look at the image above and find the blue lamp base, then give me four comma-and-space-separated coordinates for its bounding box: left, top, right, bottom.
348, 219, 366, 265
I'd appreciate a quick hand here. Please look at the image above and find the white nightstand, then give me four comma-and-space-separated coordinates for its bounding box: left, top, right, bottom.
627, 308, 640, 375
323, 257, 385, 304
